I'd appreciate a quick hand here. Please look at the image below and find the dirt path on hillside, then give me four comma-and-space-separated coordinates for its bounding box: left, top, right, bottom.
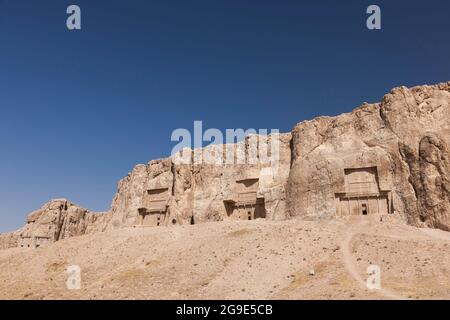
340, 217, 409, 300
2, 217, 449, 299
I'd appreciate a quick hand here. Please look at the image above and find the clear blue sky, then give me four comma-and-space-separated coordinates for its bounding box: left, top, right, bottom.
0, 0, 449, 232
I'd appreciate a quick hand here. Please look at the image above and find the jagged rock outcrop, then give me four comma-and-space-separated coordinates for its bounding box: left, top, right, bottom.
102, 132, 292, 229
1, 81, 449, 249
288, 81, 450, 230
15, 199, 105, 248
0, 231, 20, 250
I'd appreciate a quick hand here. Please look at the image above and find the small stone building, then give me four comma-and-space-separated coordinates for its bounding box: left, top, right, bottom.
137, 188, 170, 226
335, 167, 392, 216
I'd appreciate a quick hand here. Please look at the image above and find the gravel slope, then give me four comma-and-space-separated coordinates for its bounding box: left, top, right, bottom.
0, 215, 449, 300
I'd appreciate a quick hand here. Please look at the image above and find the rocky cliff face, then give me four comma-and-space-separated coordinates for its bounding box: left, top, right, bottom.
101, 132, 292, 229
0, 231, 20, 250
1, 81, 449, 249
288, 82, 450, 230
13, 199, 105, 248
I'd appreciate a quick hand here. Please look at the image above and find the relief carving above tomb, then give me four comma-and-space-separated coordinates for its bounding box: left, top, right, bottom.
224, 179, 266, 220
138, 188, 170, 226
1, 82, 449, 250
335, 167, 392, 216
336, 167, 392, 216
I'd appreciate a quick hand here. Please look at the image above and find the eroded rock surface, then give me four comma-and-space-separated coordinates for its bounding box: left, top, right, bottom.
287, 82, 450, 230
15, 199, 105, 248
1, 81, 449, 249
102, 132, 292, 229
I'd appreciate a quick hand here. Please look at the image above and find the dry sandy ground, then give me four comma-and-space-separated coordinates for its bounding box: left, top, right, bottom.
0, 214, 449, 300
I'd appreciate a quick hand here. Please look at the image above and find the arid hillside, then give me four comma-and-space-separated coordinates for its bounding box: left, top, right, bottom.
1, 82, 450, 300
1, 214, 449, 300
